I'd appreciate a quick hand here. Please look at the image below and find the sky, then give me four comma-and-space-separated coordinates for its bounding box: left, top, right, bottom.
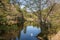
19, 0, 47, 12
10, 0, 60, 12
55, 0, 60, 3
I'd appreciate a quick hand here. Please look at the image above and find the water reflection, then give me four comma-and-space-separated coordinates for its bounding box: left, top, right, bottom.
17, 26, 41, 40
0, 21, 41, 40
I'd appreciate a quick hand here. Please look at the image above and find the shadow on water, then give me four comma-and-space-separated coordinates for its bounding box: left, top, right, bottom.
0, 21, 41, 40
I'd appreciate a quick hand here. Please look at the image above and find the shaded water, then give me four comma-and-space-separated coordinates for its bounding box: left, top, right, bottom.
0, 21, 41, 40
14, 26, 41, 40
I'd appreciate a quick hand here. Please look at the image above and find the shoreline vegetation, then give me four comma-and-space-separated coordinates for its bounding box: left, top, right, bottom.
0, 0, 60, 40
37, 31, 60, 40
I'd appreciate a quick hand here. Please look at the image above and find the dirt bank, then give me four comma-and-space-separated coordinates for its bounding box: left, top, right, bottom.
51, 31, 60, 40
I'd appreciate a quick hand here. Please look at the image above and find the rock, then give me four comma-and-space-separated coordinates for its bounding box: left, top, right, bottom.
51, 31, 60, 40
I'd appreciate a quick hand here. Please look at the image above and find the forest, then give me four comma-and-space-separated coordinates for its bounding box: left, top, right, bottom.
0, 0, 60, 40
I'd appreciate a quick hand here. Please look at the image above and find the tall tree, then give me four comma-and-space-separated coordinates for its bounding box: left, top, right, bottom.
18, 0, 56, 40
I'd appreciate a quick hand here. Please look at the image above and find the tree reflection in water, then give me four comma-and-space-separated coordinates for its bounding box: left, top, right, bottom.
0, 21, 41, 40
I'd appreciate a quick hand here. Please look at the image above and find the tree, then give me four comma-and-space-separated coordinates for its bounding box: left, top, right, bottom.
18, 0, 57, 40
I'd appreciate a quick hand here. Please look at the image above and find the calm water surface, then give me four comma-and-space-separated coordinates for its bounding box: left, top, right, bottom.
14, 26, 41, 40
0, 22, 41, 40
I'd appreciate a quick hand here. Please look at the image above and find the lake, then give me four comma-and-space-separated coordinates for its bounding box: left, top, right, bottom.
13, 26, 41, 40
0, 21, 41, 40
